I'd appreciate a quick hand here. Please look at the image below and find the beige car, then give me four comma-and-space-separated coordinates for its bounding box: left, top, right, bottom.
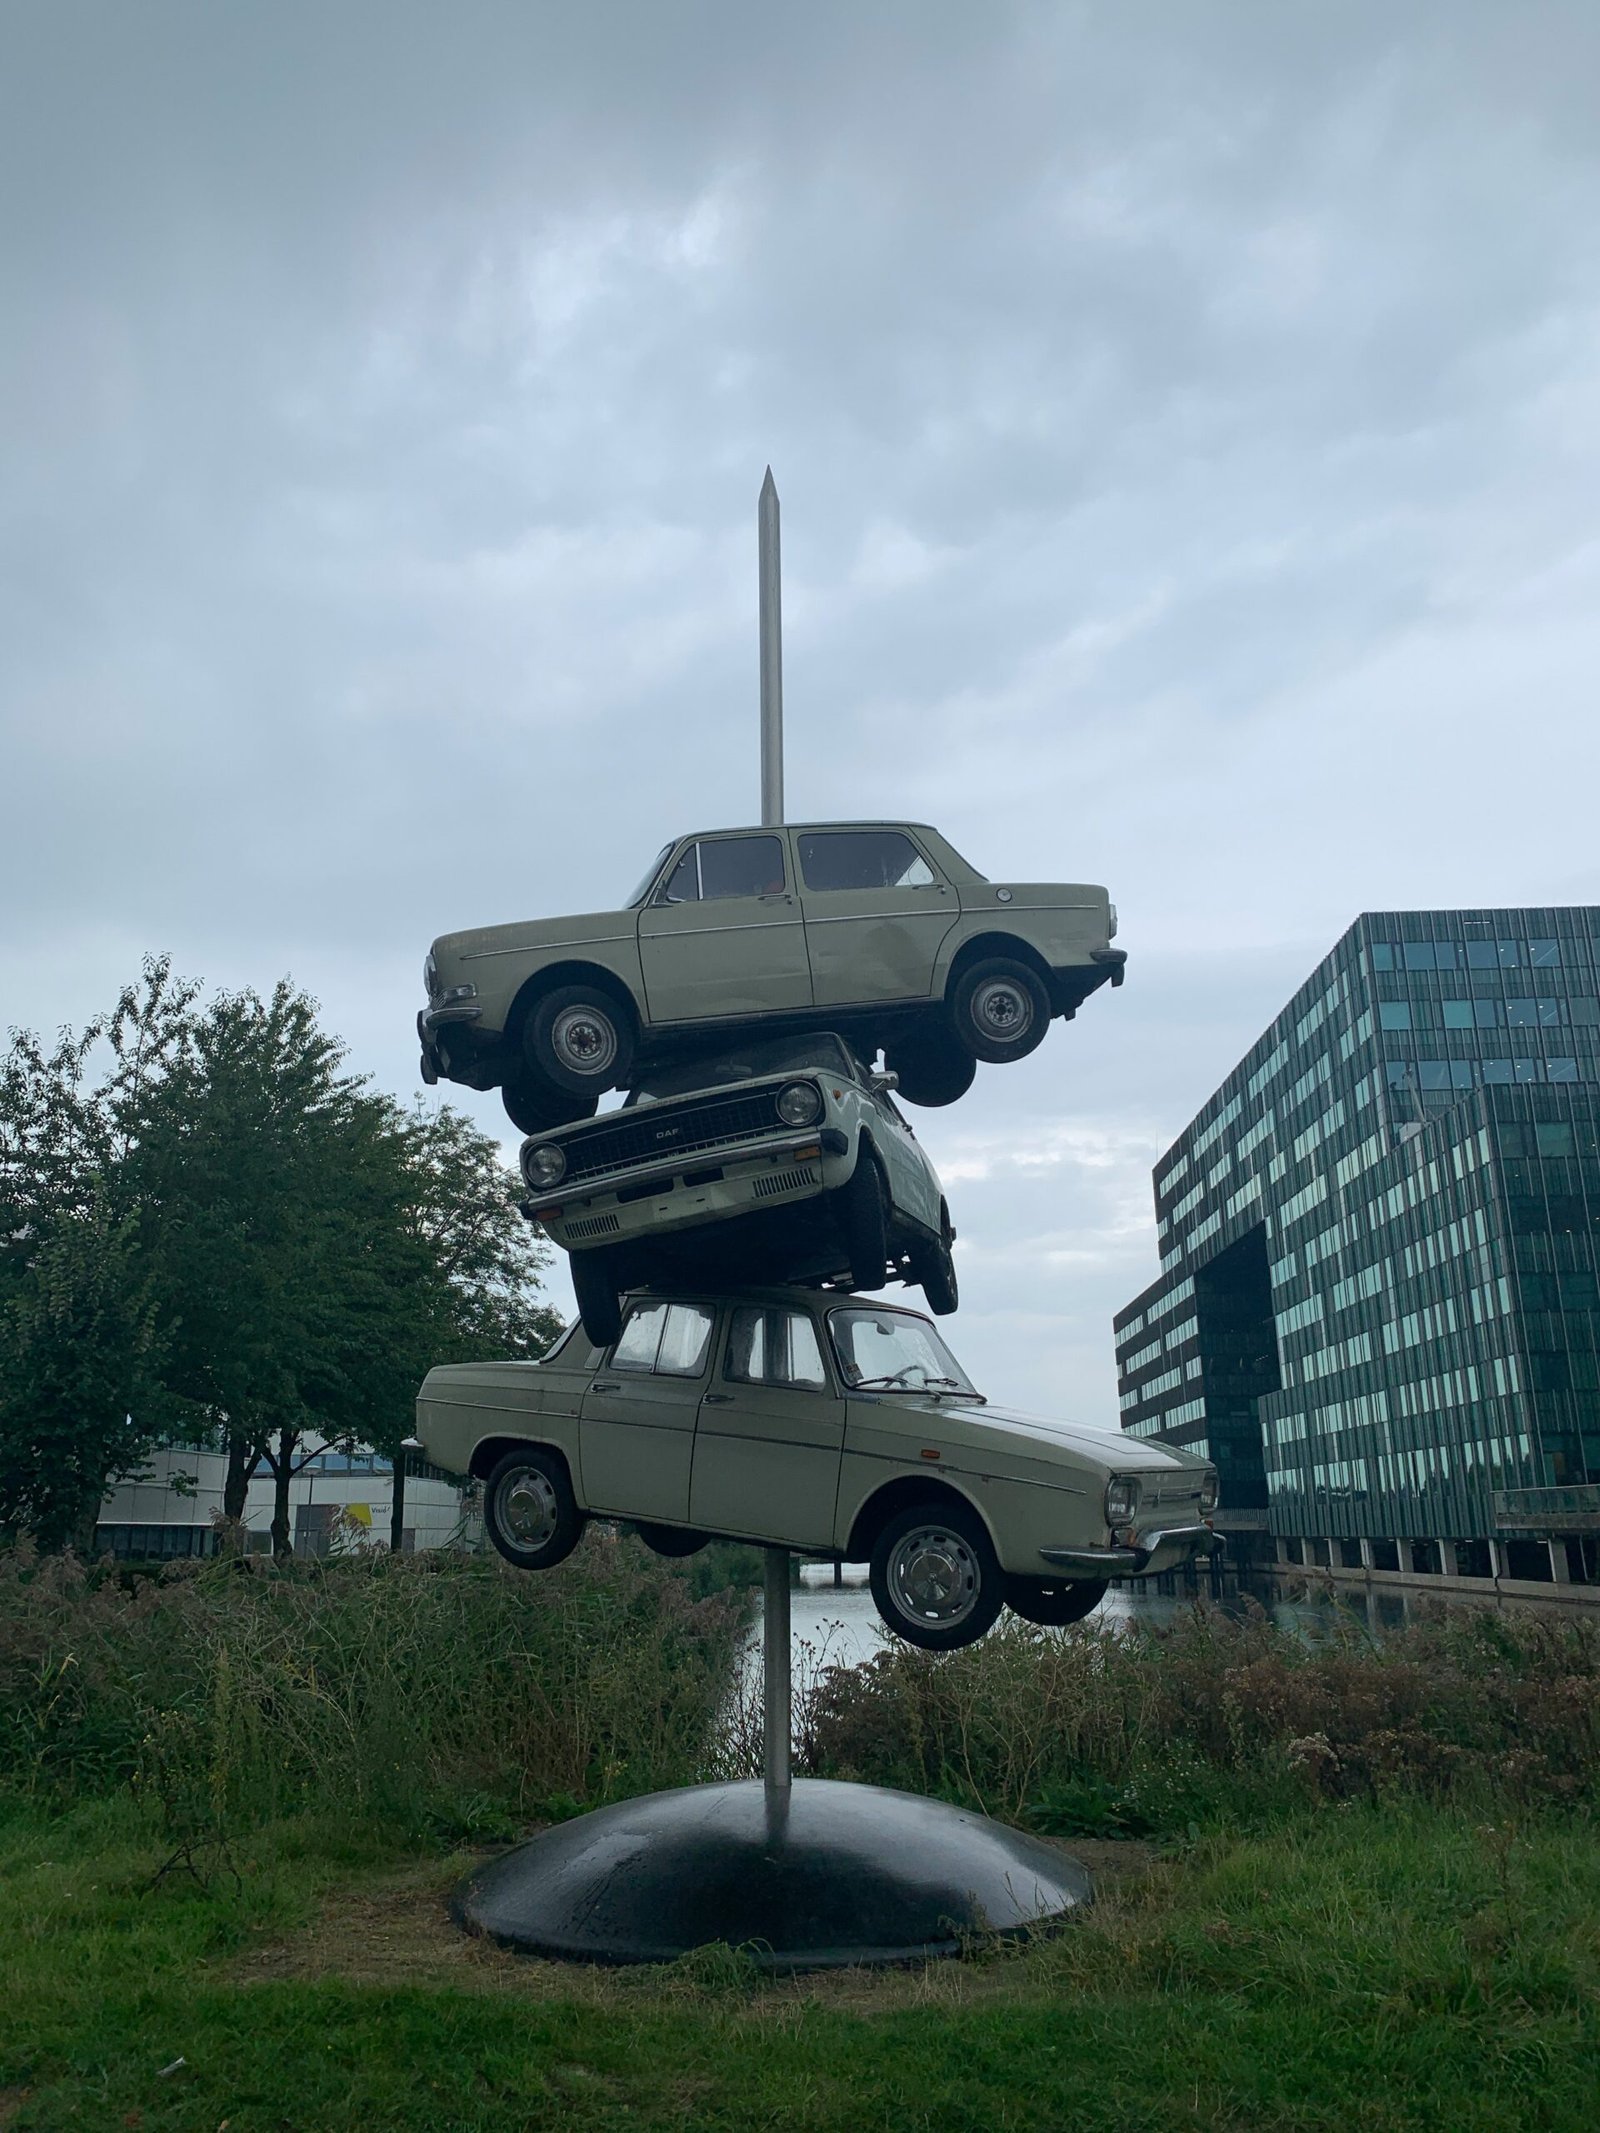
419, 821, 1123, 1131
415, 1286, 1219, 1651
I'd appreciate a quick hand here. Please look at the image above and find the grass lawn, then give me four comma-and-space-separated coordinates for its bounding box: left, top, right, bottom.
3, 1794, 1597, 2132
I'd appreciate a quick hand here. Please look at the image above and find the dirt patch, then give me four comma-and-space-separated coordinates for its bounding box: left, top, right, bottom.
228, 1836, 1155, 2012
0, 2090, 31, 2130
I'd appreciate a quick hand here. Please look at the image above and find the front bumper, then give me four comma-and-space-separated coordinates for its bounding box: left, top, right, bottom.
528, 1129, 851, 1250
1038, 1524, 1222, 1578
418, 1003, 485, 1086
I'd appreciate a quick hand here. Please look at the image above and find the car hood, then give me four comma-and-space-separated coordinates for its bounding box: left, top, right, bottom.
433, 909, 632, 963
887, 1398, 1205, 1471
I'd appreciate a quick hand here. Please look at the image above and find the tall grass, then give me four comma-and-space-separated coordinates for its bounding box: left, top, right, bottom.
802, 1599, 1600, 1833
0, 1534, 747, 1852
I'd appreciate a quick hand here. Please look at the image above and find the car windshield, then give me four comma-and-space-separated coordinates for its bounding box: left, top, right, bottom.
827, 1307, 980, 1398
627, 1033, 862, 1106
624, 843, 675, 908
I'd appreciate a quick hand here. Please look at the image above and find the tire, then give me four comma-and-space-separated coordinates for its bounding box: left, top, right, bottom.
949, 957, 1051, 1065
502, 1072, 597, 1135
1004, 1575, 1109, 1628
632, 1522, 710, 1559
913, 1235, 959, 1316
884, 1030, 977, 1108
526, 983, 636, 1099
570, 1248, 623, 1349
836, 1150, 889, 1291
869, 1498, 1005, 1651
483, 1446, 585, 1572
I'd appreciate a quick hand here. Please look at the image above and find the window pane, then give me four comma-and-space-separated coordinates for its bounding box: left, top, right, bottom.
1370, 944, 1395, 972
657, 1304, 715, 1376
612, 1303, 667, 1371
1547, 1057, 1579, 1082
1474, 999, 1501, 1028
1385, 1062, 1415, 1089
1513, 1059, 1540, 1083
1538, 998, 1563, 1027
727, 1306, 766, 1383
1530, 938, 1560, 967
662, 848, 700, 904
780, 1313, 827, 1388
1379, 1002, 1412, 1030
798, 829, 935, 892
1418, 1060, 1450, 1090
1538, 1122, 1576, 1156
1450, 1060, 1475, 1088
1483, 1059, 1513, 1084
1569, 997, 1600, 1024
1432, 942, 1458, 971
1465, 941, 1499, 969
699, 835, 787, 900
1507, 999, 1536, 1027
1402, 943, 1435, 971
1498, 941, 1520, 967
1442, 1001, 1473, 1030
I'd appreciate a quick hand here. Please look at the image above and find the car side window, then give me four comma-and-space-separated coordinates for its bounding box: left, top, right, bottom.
699, 835, 786, 900
661, 847, 701, 903
656, 1303, 715, 1377
798, 830, 936, 892
725, 1306, 828, 1390
611, 1302, 668, 1372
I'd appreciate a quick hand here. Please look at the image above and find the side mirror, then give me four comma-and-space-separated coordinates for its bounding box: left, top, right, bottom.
868, 1069, 899, 1094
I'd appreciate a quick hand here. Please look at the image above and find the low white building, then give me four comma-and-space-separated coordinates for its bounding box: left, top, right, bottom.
95, 1442, 480, 1561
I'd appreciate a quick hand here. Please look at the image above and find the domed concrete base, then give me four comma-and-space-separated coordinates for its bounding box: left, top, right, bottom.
451, 1778, 1091, 1972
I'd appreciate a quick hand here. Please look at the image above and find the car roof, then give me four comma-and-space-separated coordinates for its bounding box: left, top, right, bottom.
671, 820, 938, 843
624, 1283, 934, 1323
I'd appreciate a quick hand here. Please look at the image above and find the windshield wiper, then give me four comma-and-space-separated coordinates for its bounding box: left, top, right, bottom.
852, 1374, 982, 1400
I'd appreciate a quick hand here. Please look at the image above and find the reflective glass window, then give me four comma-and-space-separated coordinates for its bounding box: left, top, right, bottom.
1570, 997, 1600, 1024
1538, 1123, 1576, 1157
1418, 1060, 1451, 1090
1483, 1060, 1513, 1084
1379, 1002, 1411, 1030
656, 1304, 716, 1376
1514, 1059, 1541, 1083
1442, 1001, 1473, 1030
1432, 942, 1459, 971
1507, 999, 1537, 1027
1403, 943, 1435, 971
726, 1306, 828, 1389
1450, 1061, 1475, 1088
1538, 999, 1564, 1027
1475, 999, 1502, 1028
1370, 944, 1396, 972
612, 1302, 667, 1371
1530, 938, 1560, 967
798, 830, 935, 892
1547, 1058, 1579, 1082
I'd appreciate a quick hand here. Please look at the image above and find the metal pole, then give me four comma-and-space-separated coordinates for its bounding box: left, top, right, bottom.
762, 1548, 792, 1792
758, 468, 784, 830
758, 466, 792, 1795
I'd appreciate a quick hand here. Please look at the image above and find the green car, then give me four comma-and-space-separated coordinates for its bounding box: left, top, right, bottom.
415, 1286, 1220, 1652
518, 1032, 957, 1346
419, 820, 1124, 1130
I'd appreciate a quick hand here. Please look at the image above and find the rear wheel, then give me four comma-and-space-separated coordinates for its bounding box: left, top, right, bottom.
1004, 1576, 1109, 1627
525, 984, 636, 1099
570, 1247, 623, 1349
913, 1234, 958, 1316
884, 1029, 977, 1107
632, 1522, 710, 1559
870, 1499, 1005, 1651
836, 1152, 889, 1291
950, 957, 1051, 1065
483, 1447, 584, 1572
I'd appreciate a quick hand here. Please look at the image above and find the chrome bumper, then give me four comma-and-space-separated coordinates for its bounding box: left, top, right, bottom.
417, 1003, 483, 1086
1038, 1524, 1223, 1578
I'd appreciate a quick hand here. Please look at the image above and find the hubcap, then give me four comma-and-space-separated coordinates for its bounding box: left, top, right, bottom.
971, 978, 1033, 1043
497, 1467, 559, 1554
887, 1525, 981, 1628
551, 1005, 618, 1077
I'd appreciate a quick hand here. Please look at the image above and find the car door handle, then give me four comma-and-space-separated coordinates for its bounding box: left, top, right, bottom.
592, 1380, 619, 1393
702, 1393, 733, 1406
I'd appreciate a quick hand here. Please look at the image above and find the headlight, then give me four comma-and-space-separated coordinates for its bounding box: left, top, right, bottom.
440, 982, 478, 1006
1105, 1475, 1141, 1526
1199, 1471, 1219, 1516
423, 953, 438, 1000
1107, 903, 1119, 939
775, 1080, 823, 1128
522, 1143, 566, 1190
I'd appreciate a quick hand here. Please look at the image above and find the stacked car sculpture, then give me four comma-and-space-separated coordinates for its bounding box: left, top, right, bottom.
415, 819, 1221, 1650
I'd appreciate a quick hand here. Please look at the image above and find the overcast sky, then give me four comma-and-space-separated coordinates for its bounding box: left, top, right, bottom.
5, 2, 1600, 1422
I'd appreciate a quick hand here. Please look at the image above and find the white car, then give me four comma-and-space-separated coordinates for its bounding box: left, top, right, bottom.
519, 1033, 957, 1346
416, 1286, 1221, 1651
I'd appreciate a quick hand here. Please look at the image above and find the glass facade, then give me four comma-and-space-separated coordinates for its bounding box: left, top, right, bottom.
1114, 908, 1600, 1554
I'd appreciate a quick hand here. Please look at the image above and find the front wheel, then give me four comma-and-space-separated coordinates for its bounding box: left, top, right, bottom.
1004, 1575, 1109, 1627
526, 984, 636, 1099
949, 957, 1051, 1065
870, 1499, 1005, 1651
570, 1247, 623, 1349
483, 1447, 585, 1571
884, 1030, 977, 1108
836, 1152, 889, 1291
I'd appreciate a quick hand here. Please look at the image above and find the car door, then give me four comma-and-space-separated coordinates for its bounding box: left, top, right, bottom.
795, 826, 958, 1007
867, 1086, 940, 1231
578, 1299, 717, 1522
636, 832, 813, 1024
689, 1304, 846, 1550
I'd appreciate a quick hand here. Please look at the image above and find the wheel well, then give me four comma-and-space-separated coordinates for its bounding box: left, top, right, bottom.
946, 932, 1054, 995
506, 962, 639, 1045
469, 1434, 574, 1487
845, 1475, 989, 1563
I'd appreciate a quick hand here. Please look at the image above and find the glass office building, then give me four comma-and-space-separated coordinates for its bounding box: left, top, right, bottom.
1114, 908, 1600, 1581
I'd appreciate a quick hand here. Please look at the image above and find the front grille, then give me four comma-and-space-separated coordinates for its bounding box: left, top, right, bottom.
753, 1166, 818, 1200
560, 1087, 785, 1184
565, 1212, 621, 1241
